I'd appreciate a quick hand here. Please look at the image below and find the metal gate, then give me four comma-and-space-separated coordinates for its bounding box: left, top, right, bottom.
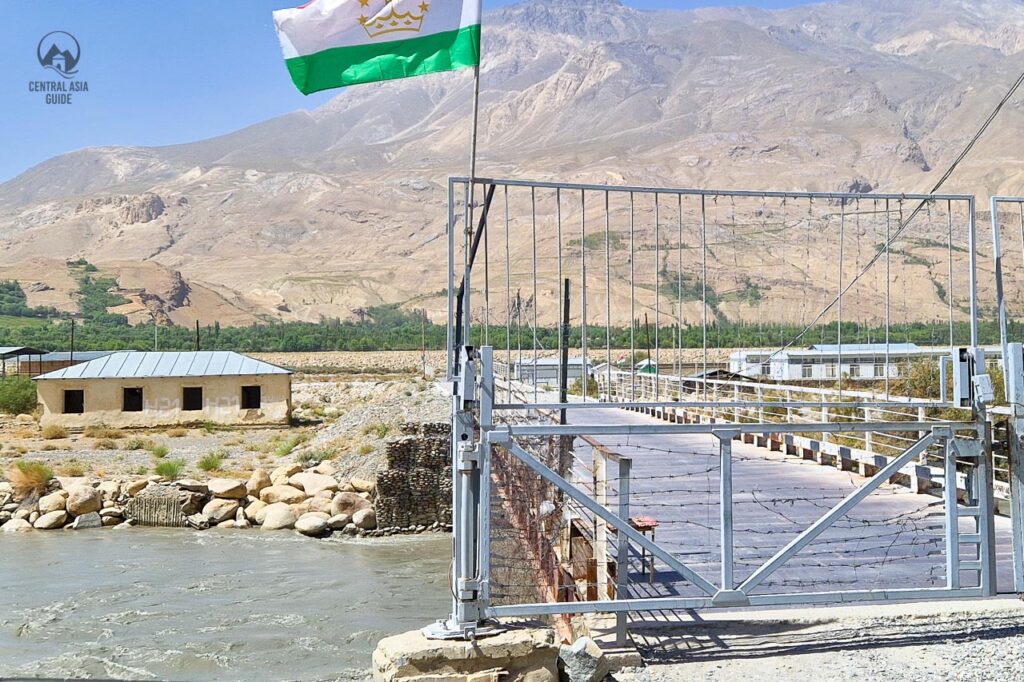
427, 178, 1000, 639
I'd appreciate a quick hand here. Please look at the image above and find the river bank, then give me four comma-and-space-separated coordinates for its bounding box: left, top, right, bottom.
0, 529, 451, 681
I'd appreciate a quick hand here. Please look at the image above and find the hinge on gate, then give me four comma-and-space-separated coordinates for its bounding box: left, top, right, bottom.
458, 443, 480, 471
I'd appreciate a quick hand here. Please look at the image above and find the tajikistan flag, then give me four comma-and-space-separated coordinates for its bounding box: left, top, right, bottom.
273, 0, 481, 95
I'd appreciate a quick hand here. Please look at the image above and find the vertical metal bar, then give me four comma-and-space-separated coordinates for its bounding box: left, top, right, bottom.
630, 192, 636, 400
581, 189, 588, 385
946, 200, 955, 352
677, 194, 684, 398
447, 178, 457, 379
977, 436, 997, 596
992, 197, 1009, 387
484, 198, 491, 348
701, 195, 708, 401
719, 435, 734, 589
616, 457, 631, 646
885, 199, 891, 400
1007, 342, 1024, 592
557, 188, 563, 401
944, 437, 960, 589
969, 196, 979, 348
837, 199, 845, 398
478, 346, 493, 604
606, 191, 612, 398
594, 450, 608, 599
463, 181, 473, 347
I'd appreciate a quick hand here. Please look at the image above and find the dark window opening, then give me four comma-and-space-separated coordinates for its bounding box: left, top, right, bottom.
123, 387, 144, 412
63, 389, 84, 414
182, 386, 203, 411
241, 385, 261, 410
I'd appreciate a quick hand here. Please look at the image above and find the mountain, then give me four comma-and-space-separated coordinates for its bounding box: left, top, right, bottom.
2, 0, 1024, 327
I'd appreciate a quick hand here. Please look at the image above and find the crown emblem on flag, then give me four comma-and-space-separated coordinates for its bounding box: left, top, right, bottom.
361, 2, 430, 38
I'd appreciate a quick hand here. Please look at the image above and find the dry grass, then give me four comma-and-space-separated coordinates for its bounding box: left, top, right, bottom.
165, 427, 188, 438
41, 424, 68, 440
83, 423, 124, 439
8, 460, 53, 497
57, 461, 86, 477
93, 439, 117, 450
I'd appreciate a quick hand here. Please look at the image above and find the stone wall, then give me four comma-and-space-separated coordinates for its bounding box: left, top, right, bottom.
375, 422, 452, 530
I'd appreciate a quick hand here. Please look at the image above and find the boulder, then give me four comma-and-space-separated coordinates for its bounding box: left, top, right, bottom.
179, 491, 206, 516
186, 513, 210, 530
202, 499, 240, 524
28, 511, 39, 524
1, 518, 32, 533
97, 481, 121, 501
207, 478, 247, 499
352, 508, 377, 530
331, 492, 371, 518
34, 510, 68, 529
289, 472, 338, 496
125, 479, 149, 496
235, 518, 252, 529
13, 509, 31, 521
291, 499, 312, 516
0, 482, 12, 496
176, 479, 210, 494
558, 636, 610, 682
72, 512, 103, 530
38, 492, 67, 514
261, 503, 297, 530
312, 462, 336, 476
246, 469, 272, 496
66, 485, 103, 516
350, 477, 375, 494
328, 513, 351, 530
100, 507, 124, 519
259, 485, 307, 505
217, 519, 236, 529
0, 511, 11, 525
102, 516, 120, 527
245, 499, 268, 523
270, 463, 302, 486
307, 496, 334, 515
295, 512, 330, 536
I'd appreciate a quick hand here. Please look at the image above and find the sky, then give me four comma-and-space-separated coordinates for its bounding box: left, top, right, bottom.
0, 0, 815, 182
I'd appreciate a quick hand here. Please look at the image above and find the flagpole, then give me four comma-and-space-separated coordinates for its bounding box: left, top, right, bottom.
462, 8, 483, 347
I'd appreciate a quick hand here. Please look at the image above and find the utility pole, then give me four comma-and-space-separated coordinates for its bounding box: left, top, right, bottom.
195, 320, 200, 351
69, 319, 75, 364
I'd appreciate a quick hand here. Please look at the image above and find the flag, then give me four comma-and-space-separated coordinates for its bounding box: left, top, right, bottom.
273, 0, 481, 95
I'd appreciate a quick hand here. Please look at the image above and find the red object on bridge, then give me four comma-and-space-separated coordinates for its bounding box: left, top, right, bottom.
629, 516, 659, 531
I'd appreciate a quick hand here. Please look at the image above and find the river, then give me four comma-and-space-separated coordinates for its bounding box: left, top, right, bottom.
0, 529, 451, 681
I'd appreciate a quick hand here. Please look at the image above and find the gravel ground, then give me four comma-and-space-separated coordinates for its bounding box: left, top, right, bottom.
614, 599, 1024, 682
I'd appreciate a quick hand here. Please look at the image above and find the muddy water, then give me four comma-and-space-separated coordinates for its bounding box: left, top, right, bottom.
0, 530, 451, 681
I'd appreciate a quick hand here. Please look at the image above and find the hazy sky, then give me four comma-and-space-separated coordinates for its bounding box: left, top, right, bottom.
0, 0, 816, 182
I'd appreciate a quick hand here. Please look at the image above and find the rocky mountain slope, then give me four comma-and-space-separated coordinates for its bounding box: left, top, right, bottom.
2, 0, 1024, 326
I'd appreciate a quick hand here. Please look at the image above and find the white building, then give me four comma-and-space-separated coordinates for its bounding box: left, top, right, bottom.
729, 344, 958, 382
497, 357, 593, 387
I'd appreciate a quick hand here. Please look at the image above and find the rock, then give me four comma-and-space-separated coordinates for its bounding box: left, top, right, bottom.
270, 463, 302, 486
0, 511, 11, 525
29, 511, 39, 524
558, 636, 610, 682
246, 469, 272, 496
15, 413, 34, 424
179, 491, 206, 515
176, 479, 209, 494
307, 496, 333, 515
352, 508, 377, 530
261, 503, 297, 530
342, 523, 359, 536
235, 518, 251, 529
102, 516, 120, 527
350, 477, 375, 494
113, 520, 134, 530
207, 478, 247, 499
259, 485, 307, 505
289, 472, 338, 496
100, 507, 124, 519
14, 508, 31, 521
72, 512, 103, 530
357, 492, 371, 500
328, 513, 351, 530
295, 512, 330, 536
245, 499, 268, 523
312, 462, 336, 476
66, 485, 103, 516
97, 481, 121, 500
331, 492, 371, 517
125, 479, 149, 496
0, 492, 10, 508
217, 519, 236, 528
339, 481, 357, 493
373, 627, 558, 682
38, 491, 67, 514
186, 513, 210, 530
0, 482, 11, 495
2, 519, 32, 533
291, 499, 312, 516
33, 510, 68, 529
202, 499, 240, 524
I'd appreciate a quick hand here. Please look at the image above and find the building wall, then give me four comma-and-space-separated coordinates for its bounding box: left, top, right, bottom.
37, 374, 292, 428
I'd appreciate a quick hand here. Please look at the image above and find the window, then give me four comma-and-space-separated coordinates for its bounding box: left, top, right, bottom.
63, 389, 84, 414
801, 364, 813, 379
825, 364, 837, 379
759, 363, 771, 376
122, 387, 144, 412
182, 386, 203, 411
241, 385, 261, 409
849, 364, 861, 378
874, 362, 885, 378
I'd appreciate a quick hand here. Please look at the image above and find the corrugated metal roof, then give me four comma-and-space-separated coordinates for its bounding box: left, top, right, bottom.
38, 350, 121, 363
0, 346, 48, 357
34, 351, 291, 380
809, 343, 922, 353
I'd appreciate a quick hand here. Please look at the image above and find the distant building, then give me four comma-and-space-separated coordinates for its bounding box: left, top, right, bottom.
497, 357, 593, 387
29, 350, 123, 378
729, 343, 975, 382
34, 351, 292, 428
0, 346, 47, 378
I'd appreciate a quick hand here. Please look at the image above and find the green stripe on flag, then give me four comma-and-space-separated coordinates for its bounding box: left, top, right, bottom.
285, 24, 480, 95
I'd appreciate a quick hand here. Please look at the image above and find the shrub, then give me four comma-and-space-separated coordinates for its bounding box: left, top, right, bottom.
92, 439, 117, 450
150, 444, 170, 459
124, 437, 155, 451
41, 424, 68, 440
165, 428, 188, 438
135, 465, 148, 475
8, 460, 53, 497
198, 452, 224, 472
154, 459, 185, 480
83, 423, 124, 439
0, 376, 37, 414
58, 462, 85, 477
358, 443, 374, 455
362, 422, 392, 439
273, 433, 308, 458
